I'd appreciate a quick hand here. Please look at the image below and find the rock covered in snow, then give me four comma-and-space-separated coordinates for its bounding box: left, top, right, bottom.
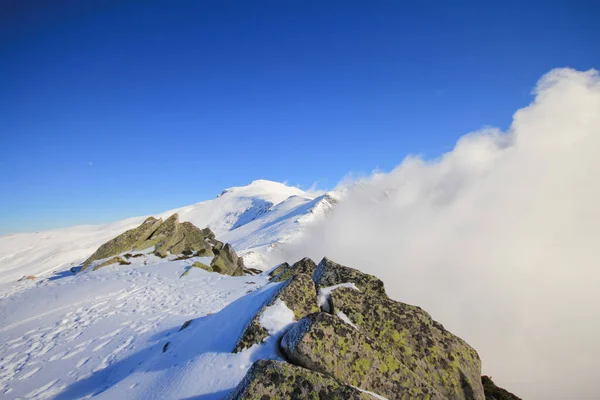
227, 359, 375, 400
271, 257, 317, 283
234, 273, 319, 352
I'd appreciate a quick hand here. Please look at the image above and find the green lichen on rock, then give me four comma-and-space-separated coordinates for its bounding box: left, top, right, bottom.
313, 257, 386, 296
92, 256, 131, 271
281, 312, 444, 400
481, 376, 522, 400
234, 274, 319, 353
268, 262, 289, 279
180, 261, 214, 277
330, 287, 484, 399
271, 257, 317, 283
228, 359, 374, 400
82, 216, 163, 269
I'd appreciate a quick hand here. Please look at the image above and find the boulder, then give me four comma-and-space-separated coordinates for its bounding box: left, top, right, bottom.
271, 257, 317, 283
268, 262, 289, 279
140, 213, 182, 257
481, 376, 522, 400
202, 227, 216, 240
313, 257, 386, 296
92, 256, 130, 271
281, 312, 444, 400
228, 359, 374, 400
234, 274, 319, 352
168, 222, 213, 255
82, 216, 162, 268
330, 287, 485, 399
211, 244, 245, 276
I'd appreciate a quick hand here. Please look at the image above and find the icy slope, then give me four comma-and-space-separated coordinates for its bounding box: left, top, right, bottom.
0, 180, 332, 284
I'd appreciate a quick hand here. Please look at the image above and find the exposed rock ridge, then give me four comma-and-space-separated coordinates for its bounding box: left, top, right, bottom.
81, 213, 245, 275
222, 256, 518, 399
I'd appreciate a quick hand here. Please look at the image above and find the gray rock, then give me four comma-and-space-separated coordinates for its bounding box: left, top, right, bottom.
272, 257, 317, 283
228, 359, 374, 400
281, 312, 444, 400
82, 216, 162, 268
268, 262, 289, 279
234, 274, 319, 352
330, 287, 485, 400
313, 257, 386, 296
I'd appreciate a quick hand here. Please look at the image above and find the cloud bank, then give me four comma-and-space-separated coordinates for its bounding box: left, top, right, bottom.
276, 68, 600, 399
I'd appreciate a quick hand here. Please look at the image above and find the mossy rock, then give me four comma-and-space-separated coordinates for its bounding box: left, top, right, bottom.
210, 244, 244, 276
272, 257, 317, 283
281, 312, 444, 400
482, 376, 521, 400
196, 248, 214, 257
82, 216, 162, 269
180, 261, 213, 277
313, 257, 386, 296
330, 287, 485, 400
234, 274, 319, 352
228, 359, 374, 400
92, 256, 130, 271
268, 262, 289, 279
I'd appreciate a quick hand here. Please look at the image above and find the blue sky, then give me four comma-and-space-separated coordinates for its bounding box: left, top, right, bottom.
1, 1, 598, 234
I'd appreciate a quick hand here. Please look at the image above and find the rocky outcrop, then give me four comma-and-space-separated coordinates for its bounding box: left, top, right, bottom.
481, 376, 522, 400
281, 312, 444, 400
313, 257, 386, 296
234, 274, 319, 352
330, 287, 484, 399
226, 256, 511, 399
83, 216, 163, 267
82, 214, 247, 276
271, 257, 317, 283
137, 214, 212, 258
228, 360, 374, 400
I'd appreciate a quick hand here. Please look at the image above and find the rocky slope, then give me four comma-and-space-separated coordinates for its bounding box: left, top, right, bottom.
162, 257, 519, 400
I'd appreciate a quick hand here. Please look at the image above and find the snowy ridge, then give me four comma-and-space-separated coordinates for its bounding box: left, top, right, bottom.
0, 180, 339, 399
0, 180, 334, 284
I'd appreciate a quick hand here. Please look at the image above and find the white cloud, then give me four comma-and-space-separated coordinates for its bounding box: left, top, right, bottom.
276, 68, 600, 399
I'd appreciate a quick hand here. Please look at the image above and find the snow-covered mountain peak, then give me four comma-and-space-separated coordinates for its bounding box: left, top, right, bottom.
217, 179, 308, 202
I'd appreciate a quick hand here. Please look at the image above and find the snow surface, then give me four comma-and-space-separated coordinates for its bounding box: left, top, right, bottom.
258, 299, 295, 336
0, 180, 339, 399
